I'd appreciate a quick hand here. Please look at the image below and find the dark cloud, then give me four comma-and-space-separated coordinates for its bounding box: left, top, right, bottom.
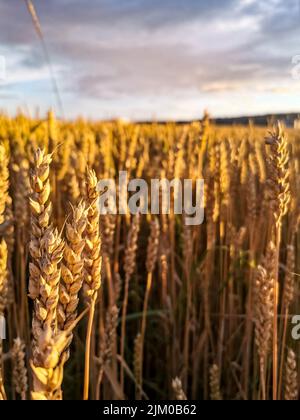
0, 0, 239, 40
32, 0, 239, 29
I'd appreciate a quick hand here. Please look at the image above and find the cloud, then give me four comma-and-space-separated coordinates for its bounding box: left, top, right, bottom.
0, 0, 299, 119
201, 82, 242, 93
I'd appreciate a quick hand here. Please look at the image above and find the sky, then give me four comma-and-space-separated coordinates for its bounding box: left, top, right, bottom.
0, 0, 300, 120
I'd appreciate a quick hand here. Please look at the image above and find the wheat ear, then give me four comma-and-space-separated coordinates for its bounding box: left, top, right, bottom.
83, 168, 102, 301
133, 333, 142, 399
96, 305, 119, 399
120, 214, 140, 390
29, 149, 73, 400
12, 338, 28, 400
254, 242, 276, 400
172, 377, 187, 400
58, 201, 87, 332
0, 240, 7, 401
279, 244, 296, 397
138, 218, 160, 398
0, 240, 8, 317
265, 123, 291, 400
0, 355, 6, 400
83, 168, 102, 400
209, 364, 223, 401
0, 144, 9, 226
29, 148, 52, 300
284, 349, 298, 400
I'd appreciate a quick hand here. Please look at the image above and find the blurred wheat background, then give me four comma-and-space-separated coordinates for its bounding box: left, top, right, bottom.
0, 111, 299, 400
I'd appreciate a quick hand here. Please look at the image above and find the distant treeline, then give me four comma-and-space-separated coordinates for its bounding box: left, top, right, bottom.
213, 113, 300, 127
138, 113, 300, 127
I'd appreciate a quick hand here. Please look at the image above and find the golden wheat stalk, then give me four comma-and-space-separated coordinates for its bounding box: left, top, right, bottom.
30, 228, 67, 400
172, 377, 187, 400
0, 144, 8, 399
11, 338, 28, 400
83, 168, 102, 400
0, 238, 10, 403
58, 201, 87, 332
0, 357, 6, 400
0, 144, 9, 226
254, 242, 276, 400
29, 148, 73, 400
265, 123, 291, 227
96, 305, 119, 399
209, 364, 223, 401
265, 123, 290, 400
29, 148, 52, 300
133, 333, 142, 399
138, 218, 160, 397
120, 214, 140, 390
83, 168, 102, 302
284, 349, 298, 400
0, 240, 8, 317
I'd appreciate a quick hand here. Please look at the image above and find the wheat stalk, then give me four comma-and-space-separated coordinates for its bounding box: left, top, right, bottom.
58, 201, 87, 332
284, 349, 298, 400
67, 166, 81, 205
0, 237, 7, 401
254, 242, 276, 400
0, 144, 9, 226
101, 214, 117, 306
137, 217, 160, 397
278, 244, 296, 398
83, 168, 102, 400
11, 338, 28, 400
0, 144, 8, 399
30, 227, 67, 400
29, 148, 74, 400
265, 123, 291, 227
83, 168, 102, 301
133, 333, 142, 399
265, 123, 290, 400
96, 305, 119, 399
283, 245, 295, 310
0, 240, 8, 317
172, 377, 187, 400
29, 148, 52, 300
209, 364, 223, 400
120, 214, 140, 390
0, 354, 6, 401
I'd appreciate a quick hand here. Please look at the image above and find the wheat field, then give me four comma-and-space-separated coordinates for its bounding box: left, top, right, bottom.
0, 111, 299, 400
